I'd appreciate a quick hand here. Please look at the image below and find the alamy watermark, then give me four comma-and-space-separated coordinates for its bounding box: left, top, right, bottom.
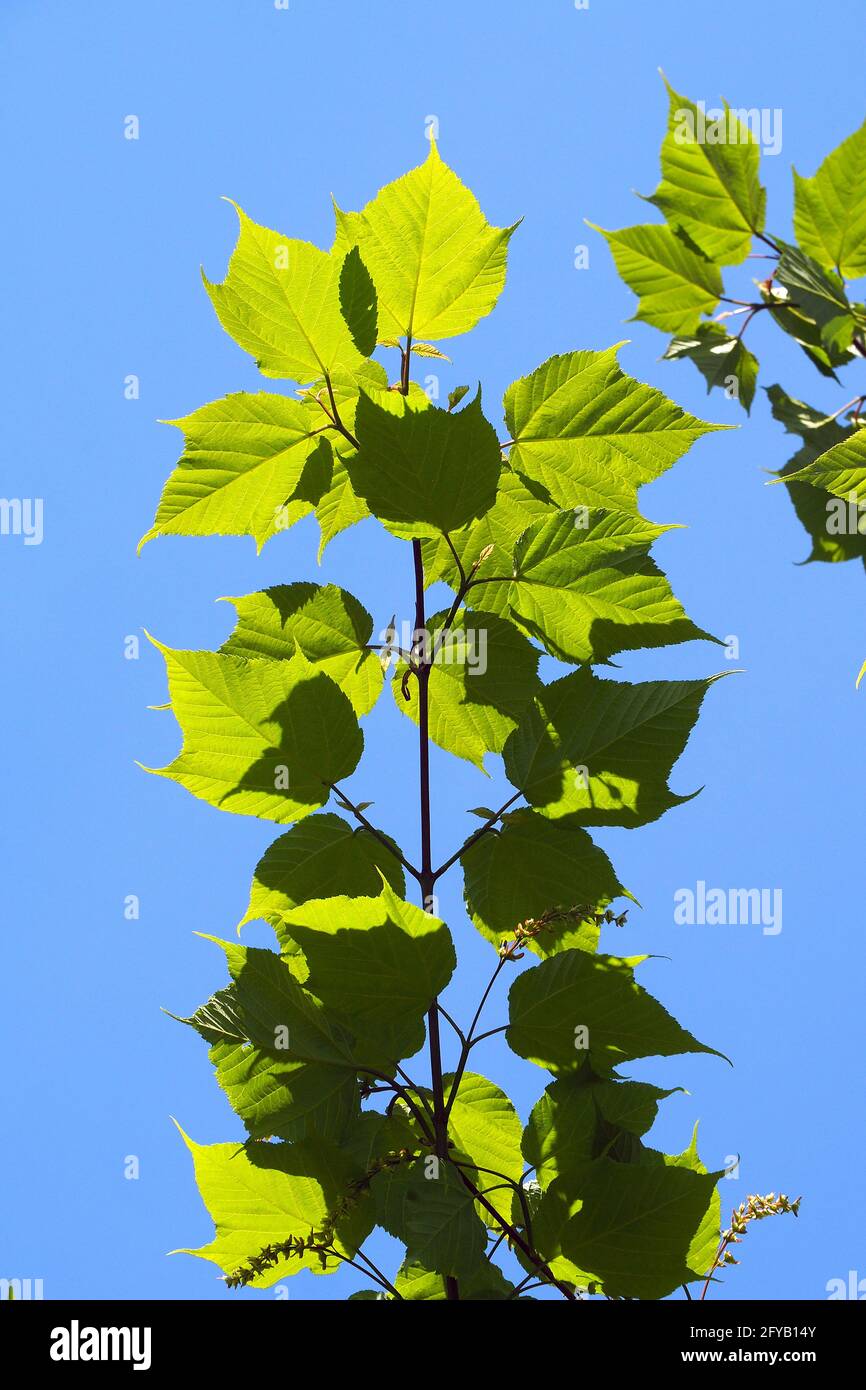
674, 881, 782, 936
0, 498, 43, 545
826, 492, 866, 536
674, 102, 782, 156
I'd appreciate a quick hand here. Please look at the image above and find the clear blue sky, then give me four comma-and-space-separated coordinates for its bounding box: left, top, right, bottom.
3, 0, 863, 1301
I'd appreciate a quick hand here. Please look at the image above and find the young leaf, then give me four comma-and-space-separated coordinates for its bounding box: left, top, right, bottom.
470, 508, 716, 666
793, 117, 866, 278
240, 812, 405, 936
144, 644, 363, 825
589, 223, 722, 333
140, 394, 331, 552
175, 1127, 371, 1285
503, 347, 725, 515
461, 811, 628, 957
664, 322, 758, 414
278, 884, 456, 1062
204, 205, 364, 382
647, 77, 766, 265
348, 387, 501, 538
333, 140, 517, 342
393, 609, 540, 769
219, 583, 384, 717
338, 247, 378, 358
507, 949, 721, 1075
503, 666, 727, 826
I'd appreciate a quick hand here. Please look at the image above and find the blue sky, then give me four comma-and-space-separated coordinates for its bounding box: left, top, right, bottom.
2, 0, 864, 1300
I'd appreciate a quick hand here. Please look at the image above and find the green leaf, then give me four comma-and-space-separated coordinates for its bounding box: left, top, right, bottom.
759, 256, 854, 377
523, 1075, 679, 1190
204, 204, 364, 382
461, 810, 627, 956
240, 812, 405, 938
394, 1257, 514, 1300
393, 609, 540, 769
291, 362, 395, 557
793, 117, 866, 278
647, 77, 766, 265
664, 322, 758, 414
310, 450, 371, 559
507, 949, 721, 1075
140, 394, 331, 552
503, 666, 726, 826
590, 224, 722, 333
278, 883, 456, 1062
780, 424, 866, 503
339, 247, 378, 358
766, 387, 866, 566
557, 1155, 721, 1298
444, 1072, 524, 1186
422, 466, 555, 588
371, 1157, 487, 1278
348, 387, 501, 538
595, 1078, 680, 1137
218, 583, 384, 717
174, 985, 247, 1045
774, 242, 856, 356
333, 141, 517, 342
522, 1078, 599, 1186
512, 1179, 599, 1290
643, 1125, 722, 1282
175, 1126, 370, 1285
144, 643, 363, 825
503, 347, 725, 514
211, 939, 370, 1070
208, 1036, 358, 1143
471, 508, 715, 666
340, 1110, 421, 1175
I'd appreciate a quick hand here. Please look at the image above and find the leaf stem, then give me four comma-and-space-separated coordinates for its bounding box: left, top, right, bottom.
326, 782, 422, 884
444, 957, 508, 1117
755, 230, 781, 255
353, 1248, 403, 1299
431, 791, 523, 882
322, 371, 360, 450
